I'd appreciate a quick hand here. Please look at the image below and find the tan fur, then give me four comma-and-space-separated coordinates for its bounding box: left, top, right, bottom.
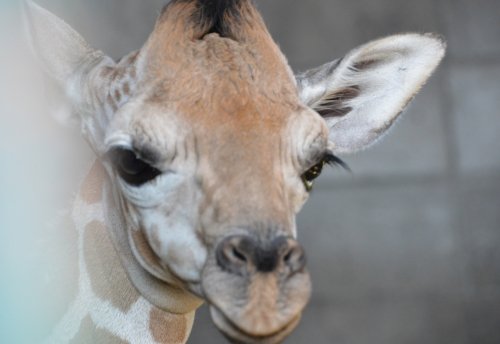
84, 221, 141, 313
243, 274, 280, 335
149, 308, 189, 344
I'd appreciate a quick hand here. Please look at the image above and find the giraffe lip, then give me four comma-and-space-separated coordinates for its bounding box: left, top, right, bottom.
186, 282, 205, 299
209, 305, 301, 343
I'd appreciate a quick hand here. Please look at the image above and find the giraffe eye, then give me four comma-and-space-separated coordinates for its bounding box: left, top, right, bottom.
301, 153, 350, 192
301, 162, 325, 192
108, 148, 161, 186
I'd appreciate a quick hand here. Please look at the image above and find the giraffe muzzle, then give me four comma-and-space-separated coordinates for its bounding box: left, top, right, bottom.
201, 234, 311, 343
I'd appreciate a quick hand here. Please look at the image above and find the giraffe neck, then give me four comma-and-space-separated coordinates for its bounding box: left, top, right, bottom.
44, 161, 196, 344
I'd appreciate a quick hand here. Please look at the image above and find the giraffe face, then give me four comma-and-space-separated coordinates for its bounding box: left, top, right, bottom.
27, 0, 446, 342
102, 70, 325, 341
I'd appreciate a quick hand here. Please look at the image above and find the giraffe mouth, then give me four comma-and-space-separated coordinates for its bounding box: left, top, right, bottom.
209, 305, 302, 344
200, 262, 310, 343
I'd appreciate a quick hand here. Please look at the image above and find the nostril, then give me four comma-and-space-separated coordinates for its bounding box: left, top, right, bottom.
216, 235, 307, 275
282, 243, 306, 274
216, 236, 255, 275
283, 249, 293, 263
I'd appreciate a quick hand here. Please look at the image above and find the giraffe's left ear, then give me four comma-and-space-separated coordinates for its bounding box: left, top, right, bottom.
24, 1, 128, 151
24, 1, 115, 101
297, 33, 446, 154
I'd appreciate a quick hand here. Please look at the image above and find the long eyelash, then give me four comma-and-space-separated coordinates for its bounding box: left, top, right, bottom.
324, 153, 352, 172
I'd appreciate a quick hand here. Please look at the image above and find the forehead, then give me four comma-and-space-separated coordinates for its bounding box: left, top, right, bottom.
130, 34, 306, 142
108, 33, 328, 163
143, 33, 299, 117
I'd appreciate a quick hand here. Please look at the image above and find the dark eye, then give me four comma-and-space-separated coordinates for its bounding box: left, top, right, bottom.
301, 162, 325, 192
301, 153, 350, 192
108, 148, 161, 186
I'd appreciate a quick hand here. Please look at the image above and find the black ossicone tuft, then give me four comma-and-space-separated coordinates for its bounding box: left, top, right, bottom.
196, 0, 245, 38
169, 0, 246, 38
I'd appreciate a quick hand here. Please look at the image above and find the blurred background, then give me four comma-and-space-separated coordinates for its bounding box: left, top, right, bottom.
0, 0, 499, 343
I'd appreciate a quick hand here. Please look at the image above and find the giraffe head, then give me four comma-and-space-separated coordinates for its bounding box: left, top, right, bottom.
26, 0, 445, 342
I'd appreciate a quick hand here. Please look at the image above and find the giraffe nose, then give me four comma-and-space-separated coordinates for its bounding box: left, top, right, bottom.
216, 235, 306, 276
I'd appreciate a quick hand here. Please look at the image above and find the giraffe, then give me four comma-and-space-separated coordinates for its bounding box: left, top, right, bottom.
25, 0, 446, 343
39, 162, 196, 344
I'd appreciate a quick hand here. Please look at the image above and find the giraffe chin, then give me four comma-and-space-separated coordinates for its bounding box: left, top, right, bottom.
209, 306, 301, 344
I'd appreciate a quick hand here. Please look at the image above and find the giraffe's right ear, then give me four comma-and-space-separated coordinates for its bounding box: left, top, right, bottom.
297, 34, 445, 155
24, 1, 119, 150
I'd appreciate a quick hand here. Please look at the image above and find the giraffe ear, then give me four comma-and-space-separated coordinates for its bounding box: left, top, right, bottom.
297, 33, 446, 154
24, 0, 120, 108
24, 1, 119, 150
24, 1, 116, 94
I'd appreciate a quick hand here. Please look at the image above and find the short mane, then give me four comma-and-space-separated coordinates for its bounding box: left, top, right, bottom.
165, 0, 250, 39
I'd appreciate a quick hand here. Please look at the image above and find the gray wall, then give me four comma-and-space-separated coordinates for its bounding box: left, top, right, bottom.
1, 0, 499, 343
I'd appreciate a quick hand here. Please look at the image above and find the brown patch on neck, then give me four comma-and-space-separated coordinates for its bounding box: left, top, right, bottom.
70, 316, 128, 344
149, 307, 190, 344
80, 162, 106, 205
84, 221, 140, 313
